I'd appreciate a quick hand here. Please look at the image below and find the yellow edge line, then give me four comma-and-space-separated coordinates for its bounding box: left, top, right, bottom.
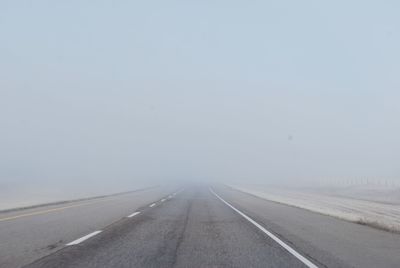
0, 199, 108, 222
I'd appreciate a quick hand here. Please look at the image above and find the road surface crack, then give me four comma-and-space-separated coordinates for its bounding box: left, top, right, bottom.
171, 196, 193, 267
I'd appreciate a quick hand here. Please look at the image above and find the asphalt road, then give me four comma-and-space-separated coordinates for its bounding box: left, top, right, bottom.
0, 186, 176, 268
1, 185, 400, 268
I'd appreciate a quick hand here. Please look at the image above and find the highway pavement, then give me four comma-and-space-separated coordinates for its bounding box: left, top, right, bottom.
1, 185, 400, 267
0, 186, 176, 268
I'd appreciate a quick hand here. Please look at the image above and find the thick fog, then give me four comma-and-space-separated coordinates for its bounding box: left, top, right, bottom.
1, 1, 400, 198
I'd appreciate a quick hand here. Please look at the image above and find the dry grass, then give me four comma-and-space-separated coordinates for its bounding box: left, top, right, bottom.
354, 218, 400, 234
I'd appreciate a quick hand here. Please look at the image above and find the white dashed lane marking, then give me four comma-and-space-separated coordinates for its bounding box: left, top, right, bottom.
127, 212, 141, 218
66, 231, 103, 246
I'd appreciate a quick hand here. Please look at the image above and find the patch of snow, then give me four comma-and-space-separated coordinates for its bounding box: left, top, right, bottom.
0, 183, 155, 211
229, 184, 400, 232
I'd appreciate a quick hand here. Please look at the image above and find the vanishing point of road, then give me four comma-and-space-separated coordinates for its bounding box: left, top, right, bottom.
1, 185, 400, 268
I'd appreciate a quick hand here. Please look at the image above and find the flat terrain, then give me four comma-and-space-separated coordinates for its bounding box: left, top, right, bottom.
0, 187, 175, 268
229, 184, 400, 232
1, 185, 400, 268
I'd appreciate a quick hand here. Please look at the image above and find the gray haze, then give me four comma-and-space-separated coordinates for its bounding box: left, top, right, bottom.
1, 1, 400, 193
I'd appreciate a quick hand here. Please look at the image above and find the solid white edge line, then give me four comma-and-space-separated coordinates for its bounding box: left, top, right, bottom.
161, 199, 166, 202
149, 203, 156, 207
209, 187, 318, 268
168, 195, 173, 198
66, 230, 103, 246
127, 211, 141, 218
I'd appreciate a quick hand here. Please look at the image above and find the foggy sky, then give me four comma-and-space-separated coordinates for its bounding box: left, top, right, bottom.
1, 0, 399, 189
